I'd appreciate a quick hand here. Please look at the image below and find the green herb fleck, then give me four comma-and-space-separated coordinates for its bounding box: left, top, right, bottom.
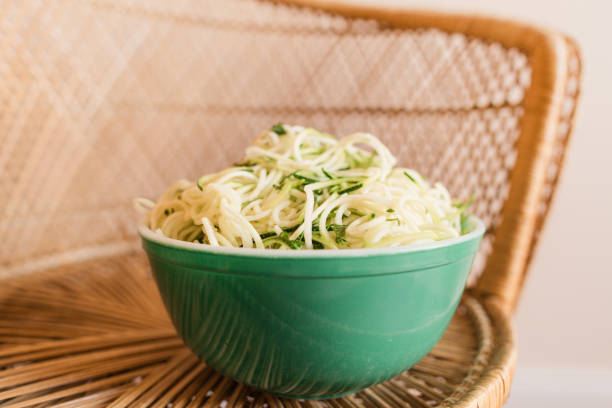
312, 240, 324, 249
322, 168, 333, 179
241, 168, 254, 173
349, 208, 366, 217
282, 225, 299, 233
280, 231, 304, 249
262, 229, 305, 250
262, 237, 289, 249
164, 209, 170, 216
386, 208, 395, 213
328, 184, 340, 194
388, 218, 400, 225
271, 123, 287, 135
329, 224, 347, 245
292, 172, 319, 183
404, 171, 417, 183
338, 183, 363, 195
370, 213, 376, 219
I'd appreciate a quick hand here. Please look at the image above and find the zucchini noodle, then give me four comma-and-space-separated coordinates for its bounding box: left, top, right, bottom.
134, 124, 471, 250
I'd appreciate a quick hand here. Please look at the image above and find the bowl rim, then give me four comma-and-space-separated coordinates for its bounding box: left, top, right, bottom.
138, 215, 485, 258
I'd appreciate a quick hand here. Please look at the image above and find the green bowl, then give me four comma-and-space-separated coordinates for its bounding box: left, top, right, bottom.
139, 216, 485, 399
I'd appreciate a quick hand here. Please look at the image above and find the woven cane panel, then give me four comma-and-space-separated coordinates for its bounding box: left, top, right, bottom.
0, 253, 495, 407
0, 0, 531, 283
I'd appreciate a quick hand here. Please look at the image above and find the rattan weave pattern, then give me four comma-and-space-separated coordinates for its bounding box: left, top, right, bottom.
1, 0, 530, 285
0, 253, 497, 408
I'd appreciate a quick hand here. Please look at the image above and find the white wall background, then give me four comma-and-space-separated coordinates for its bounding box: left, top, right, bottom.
340, 0, 612, 405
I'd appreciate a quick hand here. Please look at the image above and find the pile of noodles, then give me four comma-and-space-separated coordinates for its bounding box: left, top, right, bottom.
134, 125, 470, 250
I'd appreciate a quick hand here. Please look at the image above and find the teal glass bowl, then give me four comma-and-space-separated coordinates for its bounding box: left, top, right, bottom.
139, 216, 485, 399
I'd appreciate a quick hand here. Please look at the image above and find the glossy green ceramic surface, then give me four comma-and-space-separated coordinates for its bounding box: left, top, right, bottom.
139, 217, 485, 399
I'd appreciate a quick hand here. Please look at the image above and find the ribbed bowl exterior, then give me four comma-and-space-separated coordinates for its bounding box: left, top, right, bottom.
140, 218, 484, 398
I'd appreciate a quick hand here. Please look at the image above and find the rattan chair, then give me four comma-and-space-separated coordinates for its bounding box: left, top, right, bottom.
0, 0, 580, 407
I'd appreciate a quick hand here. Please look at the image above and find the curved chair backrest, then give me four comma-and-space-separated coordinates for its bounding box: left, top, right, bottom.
0, 0, 580, 311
